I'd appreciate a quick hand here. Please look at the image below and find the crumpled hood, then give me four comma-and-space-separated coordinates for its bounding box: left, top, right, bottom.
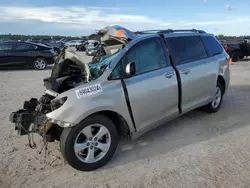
98, 25, 138, 45
51, 49, 91, 81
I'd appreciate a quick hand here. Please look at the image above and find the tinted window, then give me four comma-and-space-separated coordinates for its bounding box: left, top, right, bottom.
126, 38, 168, 75
16, 43, 37, 50
201, 35, 224, 56
0, 43, 13, 51
167, 36, 208, 65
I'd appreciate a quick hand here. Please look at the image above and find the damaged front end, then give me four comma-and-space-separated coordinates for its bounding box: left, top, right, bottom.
9, 94, 63, 144
9, 25, 135, 147
9, 50, 87, 146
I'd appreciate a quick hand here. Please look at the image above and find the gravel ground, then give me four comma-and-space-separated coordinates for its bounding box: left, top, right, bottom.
1, 56, 250, 188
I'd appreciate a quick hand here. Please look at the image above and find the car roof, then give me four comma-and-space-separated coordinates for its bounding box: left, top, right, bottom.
134, 30, 213, 39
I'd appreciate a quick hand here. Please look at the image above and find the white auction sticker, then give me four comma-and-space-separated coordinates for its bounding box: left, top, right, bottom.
75, 84, 103, 99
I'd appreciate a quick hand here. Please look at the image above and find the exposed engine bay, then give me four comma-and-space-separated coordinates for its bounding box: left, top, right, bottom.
9, 25, 135, 148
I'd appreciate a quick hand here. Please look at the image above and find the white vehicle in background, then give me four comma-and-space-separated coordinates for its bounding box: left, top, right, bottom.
76, 40, 100, 52
65, 40, 84, 47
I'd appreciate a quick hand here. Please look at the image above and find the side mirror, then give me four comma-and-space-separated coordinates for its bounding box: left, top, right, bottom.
125, 62, 136, 77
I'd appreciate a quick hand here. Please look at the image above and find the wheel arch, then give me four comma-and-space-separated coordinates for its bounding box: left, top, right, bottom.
83, 110, 132, 139
217, 75, 226, 94
33, 56, 48, 62
230, 49, 240, 56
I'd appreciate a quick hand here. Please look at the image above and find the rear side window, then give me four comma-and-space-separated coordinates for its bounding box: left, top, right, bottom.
16, 43, 37, 50
167, 36, 208, 65
201, 35, 224, 56
0, 43, 13, 51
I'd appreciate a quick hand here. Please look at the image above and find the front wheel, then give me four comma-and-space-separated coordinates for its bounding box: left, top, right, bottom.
201, 82, 224, 113
60, 115, 118, 171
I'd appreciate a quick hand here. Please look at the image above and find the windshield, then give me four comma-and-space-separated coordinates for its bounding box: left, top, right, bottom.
89, 51, 119, 79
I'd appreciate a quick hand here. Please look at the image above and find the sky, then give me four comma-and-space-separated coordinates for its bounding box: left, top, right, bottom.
0, 0, 249, 36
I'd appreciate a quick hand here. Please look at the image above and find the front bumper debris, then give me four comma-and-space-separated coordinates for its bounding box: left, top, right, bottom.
10, 109, 47, 136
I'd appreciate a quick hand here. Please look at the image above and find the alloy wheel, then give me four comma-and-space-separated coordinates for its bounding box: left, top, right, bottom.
34, 59, 47, 70
74, 124, 111, 163
211, 86, 222, 109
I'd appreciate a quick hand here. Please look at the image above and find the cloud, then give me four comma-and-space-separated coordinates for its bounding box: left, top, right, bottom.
183, 17, 250, 26
0, 5, 172, 31
225, 4, 236, 11
0, 5, 249, 36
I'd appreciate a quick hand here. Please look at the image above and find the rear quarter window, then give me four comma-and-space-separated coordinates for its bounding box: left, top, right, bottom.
201, 35, 224, 56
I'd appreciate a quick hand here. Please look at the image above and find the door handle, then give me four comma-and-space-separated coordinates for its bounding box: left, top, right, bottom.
165, 72, 175, 79
181, 68, 190, 75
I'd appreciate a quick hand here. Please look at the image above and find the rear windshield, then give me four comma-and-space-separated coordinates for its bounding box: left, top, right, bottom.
201, 35, 224, 56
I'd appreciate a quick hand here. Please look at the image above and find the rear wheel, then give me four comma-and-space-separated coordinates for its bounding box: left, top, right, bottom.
202, 82, 224, 113
60, 115, 118, 171
239, 56, 244, 60
231, 52, 239, 62
33, 57, 47, 70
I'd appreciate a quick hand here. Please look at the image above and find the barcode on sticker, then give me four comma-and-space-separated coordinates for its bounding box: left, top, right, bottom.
75, 84, 102, 99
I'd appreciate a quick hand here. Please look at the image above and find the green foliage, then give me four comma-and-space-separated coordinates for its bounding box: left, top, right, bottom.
215, 34, 250, 41
1, 33, 249, 42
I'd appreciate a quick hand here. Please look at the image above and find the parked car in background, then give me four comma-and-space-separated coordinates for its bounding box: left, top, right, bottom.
65, 40, 84, 47
222, 38, 250, 62
39, 39, 65, 52
26, 39, 65, 54
29, 41, 62, 56
85, 46, 97, 56
0, 41, 56, 70
76, 40, 100, 52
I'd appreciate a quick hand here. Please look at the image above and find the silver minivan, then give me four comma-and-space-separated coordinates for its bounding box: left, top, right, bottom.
10, 25, 230, 171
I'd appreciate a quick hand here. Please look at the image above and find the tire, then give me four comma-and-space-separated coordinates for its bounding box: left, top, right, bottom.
60, 114, 118, 171
201, 82, 224, 113
33, 57, 47, 70
231, 52, 239, 62
239, 56, 244, 60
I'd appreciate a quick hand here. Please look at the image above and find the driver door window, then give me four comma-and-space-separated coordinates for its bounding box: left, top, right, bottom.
126, 38, 168, 75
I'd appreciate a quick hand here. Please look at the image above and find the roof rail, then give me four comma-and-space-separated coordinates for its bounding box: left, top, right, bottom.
134, 29, 206, 34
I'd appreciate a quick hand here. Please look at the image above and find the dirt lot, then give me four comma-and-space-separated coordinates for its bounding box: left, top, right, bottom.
1, 57, 250, 188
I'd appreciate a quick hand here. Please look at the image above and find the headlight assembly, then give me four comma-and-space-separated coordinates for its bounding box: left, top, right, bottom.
50, 96, 67, 111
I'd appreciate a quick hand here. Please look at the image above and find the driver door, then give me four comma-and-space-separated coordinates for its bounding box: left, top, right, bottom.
123, 37, 179, 132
